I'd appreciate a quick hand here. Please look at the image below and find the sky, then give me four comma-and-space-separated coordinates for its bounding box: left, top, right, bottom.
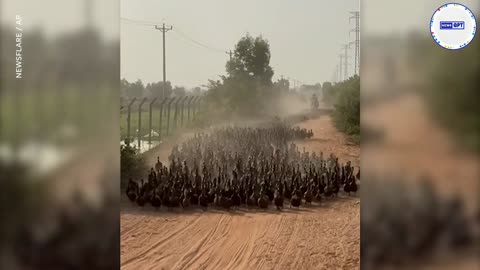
120, 0, 361, 88
2, 0, 477, 88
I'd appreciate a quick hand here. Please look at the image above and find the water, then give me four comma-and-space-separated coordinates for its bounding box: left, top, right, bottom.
120, 139, 161, 154
121, 130, 164, 153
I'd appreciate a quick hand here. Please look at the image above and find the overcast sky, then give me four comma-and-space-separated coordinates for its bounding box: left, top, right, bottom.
2, 0, 477, 88
121, 0, 361, 88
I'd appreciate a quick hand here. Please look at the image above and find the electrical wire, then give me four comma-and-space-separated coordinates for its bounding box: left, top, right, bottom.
121, 17, 228, 54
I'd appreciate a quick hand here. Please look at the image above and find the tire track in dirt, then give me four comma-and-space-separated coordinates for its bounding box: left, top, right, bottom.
121, 115, 360, 270
122, 214, 202, 268
172, 215, 227, 270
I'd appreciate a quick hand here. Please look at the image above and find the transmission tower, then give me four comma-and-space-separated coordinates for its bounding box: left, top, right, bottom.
341, 44, 350, 80
349, 11, 360, 75
338, 54, 344, 82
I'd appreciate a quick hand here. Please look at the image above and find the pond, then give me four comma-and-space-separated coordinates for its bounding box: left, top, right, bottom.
120, 139, 161, 154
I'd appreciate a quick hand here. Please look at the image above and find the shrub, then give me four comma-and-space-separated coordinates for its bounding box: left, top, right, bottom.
332, 76, 360, 142
120, 139, 147, 190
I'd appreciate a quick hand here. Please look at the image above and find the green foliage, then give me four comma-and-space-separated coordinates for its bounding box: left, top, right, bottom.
0, 162, 44, 248
300, 83, 321, 92
205, 34, 278, 117
420, 38, 480, 153
173, 86, 187, 97
226, 34, 274, 85
332, 76, 360, 142
322, 81, 334, 103
146, 81, 173, 98
120, 139, 147, 189
120, 79, 177, 99
273, 78, 290, 93
123, 79, 144, 98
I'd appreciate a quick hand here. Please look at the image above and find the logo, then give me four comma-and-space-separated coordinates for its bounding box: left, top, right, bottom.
430, 3, 477, 50
440, 21, 464, 30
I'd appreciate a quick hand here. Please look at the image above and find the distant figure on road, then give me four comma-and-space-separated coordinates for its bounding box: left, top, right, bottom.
310, 93, 319, 112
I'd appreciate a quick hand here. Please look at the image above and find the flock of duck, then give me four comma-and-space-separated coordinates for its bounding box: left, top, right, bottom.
126, 121, 359, 210
362, 176, 480, 268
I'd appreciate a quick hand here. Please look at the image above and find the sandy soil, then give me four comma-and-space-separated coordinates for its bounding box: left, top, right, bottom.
121, 115, 361, 270
362, 93, 479, 208
296, 117, 360, 168
362, 93, 479, 269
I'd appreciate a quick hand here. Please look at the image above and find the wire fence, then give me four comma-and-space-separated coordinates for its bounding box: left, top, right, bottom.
120, 96, 204, 151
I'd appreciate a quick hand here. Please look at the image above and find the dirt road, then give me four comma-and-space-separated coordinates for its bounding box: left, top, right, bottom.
362, 93, 479, 207
121, 115, 360, 270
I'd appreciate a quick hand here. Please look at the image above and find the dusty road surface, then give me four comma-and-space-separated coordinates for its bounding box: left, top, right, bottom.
121, 115, 360, 270
362, 93, 479, 207
296, 116, 360, 168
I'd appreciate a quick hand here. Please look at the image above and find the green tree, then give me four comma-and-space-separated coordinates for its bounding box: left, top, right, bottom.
273, 78, 290, 93
126, 79, 144, 98
192, 87, 202, 95
332, 76, 360, 142
145, 81, 172, 98
226, 34, 274, 85
173, 86, 186, 97
205, 34, 275, 116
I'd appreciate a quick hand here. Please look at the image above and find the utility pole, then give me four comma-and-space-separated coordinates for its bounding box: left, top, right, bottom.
155, 23, 173, 99
84, 0, 93, 28
342, 44, 349, 80
226, 50, 233, 61
350, 11, 360, 75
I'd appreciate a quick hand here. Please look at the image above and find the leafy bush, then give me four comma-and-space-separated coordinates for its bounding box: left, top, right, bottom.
120, 139, 147, 190
332, 76, 360, 142
420, 39, 480, 153
321, 81, 335, 104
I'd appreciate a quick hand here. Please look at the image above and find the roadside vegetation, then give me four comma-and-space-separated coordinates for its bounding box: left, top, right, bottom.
322, 76, 360, 144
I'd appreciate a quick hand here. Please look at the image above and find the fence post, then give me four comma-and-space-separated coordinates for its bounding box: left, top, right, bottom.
148, 98, 157, 146
159, 98, 167, 140
197, 97, 203, 116
126, 98, 137, 144
137, 97, 148, 151
166, 97, 175, 136
180, 96, 188, 127
187, 96, 195, 122
192, 96, 198, 121
173, 98, 180, 131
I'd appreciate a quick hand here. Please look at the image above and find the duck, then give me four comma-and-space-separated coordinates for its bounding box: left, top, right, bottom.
126, 178, 138, 202
274, 188, 284, 210
258, 190, 269, 209
290, 189, 301, 208
304, 186, 313, 205
150, 188, 162, 209
199, 189, 209, 209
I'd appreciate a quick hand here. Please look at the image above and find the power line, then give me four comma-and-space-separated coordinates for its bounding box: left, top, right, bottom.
121, 17, 229, 54
172, 27, 226, 53
121, 17, 159, 26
